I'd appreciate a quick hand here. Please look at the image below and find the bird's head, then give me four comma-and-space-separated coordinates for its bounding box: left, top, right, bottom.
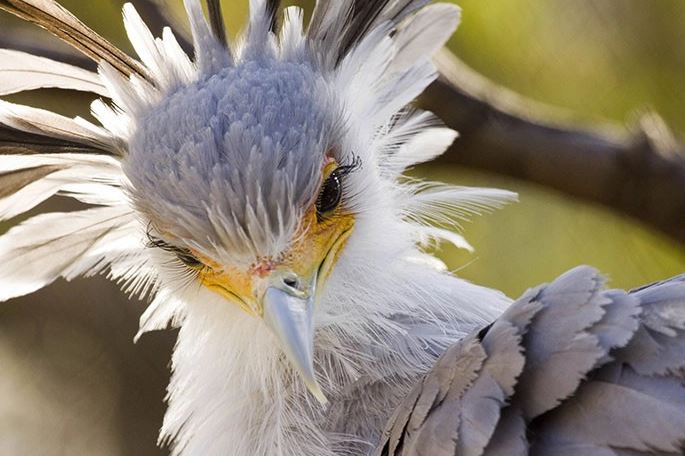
125, 57, 367, 401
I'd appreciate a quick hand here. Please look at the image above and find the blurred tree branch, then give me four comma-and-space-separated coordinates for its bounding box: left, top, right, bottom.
423, 49, 685, 244
2, 1, 685, 244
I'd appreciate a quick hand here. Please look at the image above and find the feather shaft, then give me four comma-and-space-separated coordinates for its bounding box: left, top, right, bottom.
0, 164, 63, 199
0, 0, 151, 82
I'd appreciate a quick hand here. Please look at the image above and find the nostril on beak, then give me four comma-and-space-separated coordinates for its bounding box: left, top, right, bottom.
271, 271, 314, 299
283, 275, 300, 290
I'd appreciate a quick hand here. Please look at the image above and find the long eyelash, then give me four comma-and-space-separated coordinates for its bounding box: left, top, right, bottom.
339, 154, 362, 207
145, 223, 204, 270
145, 224, 175, 252
336, 154, 362, 177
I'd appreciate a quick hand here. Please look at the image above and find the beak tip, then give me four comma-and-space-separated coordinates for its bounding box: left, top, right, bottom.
263, 285, 328, 405
306, 379, 328, 406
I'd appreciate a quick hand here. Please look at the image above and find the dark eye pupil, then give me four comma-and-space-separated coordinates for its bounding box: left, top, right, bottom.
316, 172, 342, 215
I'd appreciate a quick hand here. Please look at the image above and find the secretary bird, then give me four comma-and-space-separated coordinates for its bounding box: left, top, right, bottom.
0, 1, 684, 455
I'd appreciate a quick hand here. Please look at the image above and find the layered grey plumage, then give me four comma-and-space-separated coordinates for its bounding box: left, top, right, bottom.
376, 266, 685, 456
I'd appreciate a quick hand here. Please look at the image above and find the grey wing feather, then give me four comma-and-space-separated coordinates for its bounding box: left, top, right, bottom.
456, 321, 526, 456
0, 0, 150, 82
514, 267, 613, 419
532, 377, 685, 455
374, 289, 538, 456
395, 337, 486, 456
376, 266, 685, 456
611, 278, 685, 377
482, 410, 528, 456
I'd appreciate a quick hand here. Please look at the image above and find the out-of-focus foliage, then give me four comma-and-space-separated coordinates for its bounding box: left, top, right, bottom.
451, 0, 685, 133
438, 0, 685, 295
0, 1, 684, 455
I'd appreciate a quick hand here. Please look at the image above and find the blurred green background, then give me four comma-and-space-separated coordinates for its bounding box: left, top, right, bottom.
1, 1, 684, 454
440, 0, 685, 296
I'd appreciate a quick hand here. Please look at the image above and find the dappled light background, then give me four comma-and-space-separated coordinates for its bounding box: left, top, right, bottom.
1, 1, 684, 454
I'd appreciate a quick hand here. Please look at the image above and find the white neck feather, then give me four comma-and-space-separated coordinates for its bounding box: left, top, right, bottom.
158, 223, 509, 456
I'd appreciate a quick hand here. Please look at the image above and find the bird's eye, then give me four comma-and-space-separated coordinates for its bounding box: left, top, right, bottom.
315, 157, 362, 219
175, 249, 204, 269
316, 170, 343, 216
146, 231, 205, 270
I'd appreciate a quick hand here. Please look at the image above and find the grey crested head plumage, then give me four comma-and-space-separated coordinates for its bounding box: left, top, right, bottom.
126, 57, 339, 264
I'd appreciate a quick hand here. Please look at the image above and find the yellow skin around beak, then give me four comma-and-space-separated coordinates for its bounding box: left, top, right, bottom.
198, 204, 355, 317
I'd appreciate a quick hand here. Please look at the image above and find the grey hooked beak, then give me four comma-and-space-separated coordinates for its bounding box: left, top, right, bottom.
262, 272, 327, 405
